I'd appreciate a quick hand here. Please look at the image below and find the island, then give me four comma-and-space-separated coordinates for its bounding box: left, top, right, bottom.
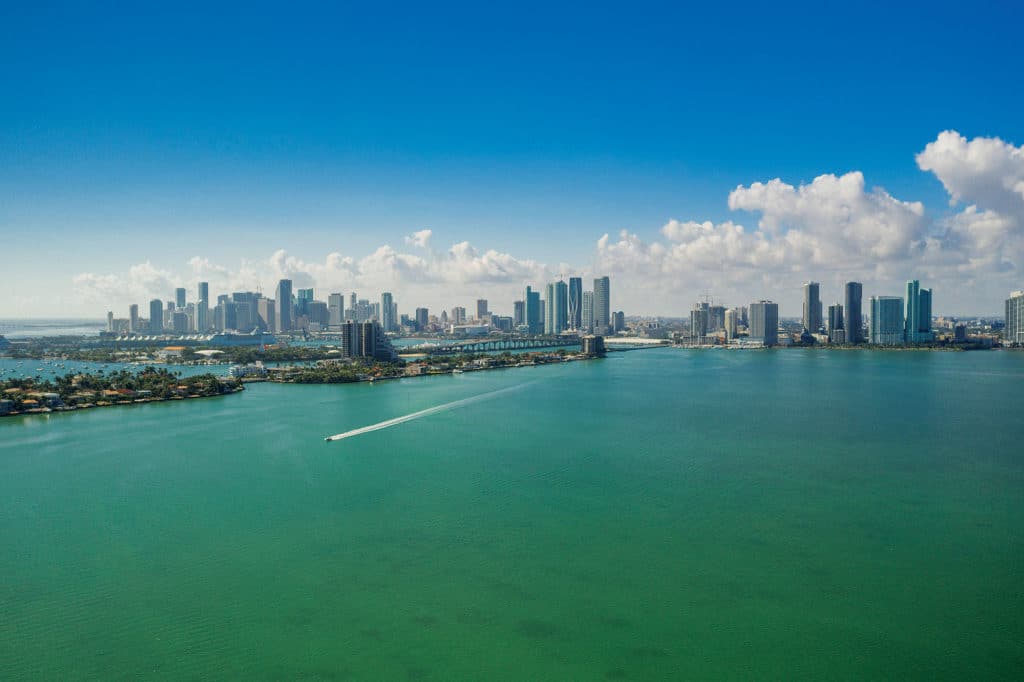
0, 367, 243, 417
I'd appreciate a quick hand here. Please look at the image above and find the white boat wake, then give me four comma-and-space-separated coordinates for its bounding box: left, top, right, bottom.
324, 382, 532, 442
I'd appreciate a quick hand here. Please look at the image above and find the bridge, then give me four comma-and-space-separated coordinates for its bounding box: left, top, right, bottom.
400, 336, 581, 355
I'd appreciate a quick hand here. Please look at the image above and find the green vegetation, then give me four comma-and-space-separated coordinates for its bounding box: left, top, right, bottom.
1, 367, 241, 415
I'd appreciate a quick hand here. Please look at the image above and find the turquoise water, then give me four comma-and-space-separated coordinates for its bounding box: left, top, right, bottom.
1, 349, 1022, 679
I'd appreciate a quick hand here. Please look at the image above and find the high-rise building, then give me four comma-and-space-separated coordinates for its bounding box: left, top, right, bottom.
708, 305, 725, 332
415, 308, 429, 330
328, 293, 344, 327
106, 311, 114, 332
257, 298, 276, 333
749, 300, 779, 346
904, 280, 933, 343
175, 287, 186, 309
544, 281, 568, 335
451, 306, 466, 325
827, 303, 845, 343
476, 299, 489, 320
380, 292, 395, 332
276, 279, 293, 331
172, 311, 188, 334
129, 304, 139, 334
513, 300, 525, 327
844, 282, 863, 343
525, 286, 542, 334
568, 277, 583, 330
149, 299, 164, 335
724, 308, 737, 341
198, 281, 209, 304
870, 296, 905, 345
1006, 291, 1024, 345
581, 291, 594, 333
690, 302, 709, 343
803, 282, 822, 333
593, 276, 611, 334
612, 311, 625, 333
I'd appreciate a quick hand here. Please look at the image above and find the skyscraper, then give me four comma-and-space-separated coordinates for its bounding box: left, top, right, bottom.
197, 282, 209, 333
106, 311, 114, 332
843, 282, 863, 343
567, 277, 583, 330
149, 299, 164, 335
749, 300, 779, 346
593, 276, 610, 334
827, 303, 845, 343
381, 292, 395, 332
328, 293, 344, 327
544, 281, 568, 335
415, 307, 429, 330
257, 298, 276, 333
525, 286, 542, 334
1005, 290, 1024, 345
803, 282, 822, 333
129, 304, 139, 334
904, 280, 933, 343
724, 308, 737, 341
870, 296, 905, 345
513, 300, 525, 328
690, 302, 709, 343
451, 306, 466, 325
476, 299, 489, 320
175, 287, 186, 309
276, 279, 293, 331
581, 291, 594, 333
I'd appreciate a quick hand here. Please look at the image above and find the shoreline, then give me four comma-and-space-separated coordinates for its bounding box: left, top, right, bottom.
0, 385, 244, 420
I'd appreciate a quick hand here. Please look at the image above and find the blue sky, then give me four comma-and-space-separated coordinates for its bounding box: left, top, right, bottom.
2, 1, 1023, 316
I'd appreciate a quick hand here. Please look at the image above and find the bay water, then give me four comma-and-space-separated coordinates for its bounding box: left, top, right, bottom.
1, 349, 1022, 679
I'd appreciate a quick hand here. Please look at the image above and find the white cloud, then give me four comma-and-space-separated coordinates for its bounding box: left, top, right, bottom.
404, 229, 433, 249
66, 131, 1024, 318
916, 130, 1024, 213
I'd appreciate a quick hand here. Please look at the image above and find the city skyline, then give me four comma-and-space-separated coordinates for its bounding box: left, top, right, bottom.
4, 5, 1024, 318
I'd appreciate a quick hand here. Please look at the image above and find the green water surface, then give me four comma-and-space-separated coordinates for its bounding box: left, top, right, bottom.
1, 349, 1022, 679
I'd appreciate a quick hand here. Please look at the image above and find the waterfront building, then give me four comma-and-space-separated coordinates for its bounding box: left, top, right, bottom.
613, 311, 625, 333
954, 323, 968, 343
175, 287, 186, 310
904, 280, 934, 343
513, 300, 525, 327
129, 304, 139, 334
545, 280, 568, 335
381, 292, 395, 332
328, 293, 344, 327
106, 311, 114, 333
844, 282, 863, 343
276, 279, 293, 332
568, 277, 583, 330
525, 286, 543, 334
749, 300, 779, 346
593, 276, 611, 334
451, 306, 466, 325
149, 299, 164, 335
724, 308, 737, 341
690, 302, 709, 343
827, 303, 845, 343
581, 335, 606, 357
1006, 291, 1024, 345
198, 282, 209, 305
415, 307, 429, 330
803, 281, 822, 333
476, 299, 489, 320
870, 296, 905, 345
581, 291, 594, 333
708, 305, 725, 332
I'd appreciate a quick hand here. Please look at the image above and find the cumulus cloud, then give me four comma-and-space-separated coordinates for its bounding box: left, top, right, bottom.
70, 131, 1024, 317
916, 130, 1024, 213
404, 229, 433, 249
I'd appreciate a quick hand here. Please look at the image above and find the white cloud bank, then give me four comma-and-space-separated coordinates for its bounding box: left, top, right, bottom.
73, 131, 1024, 317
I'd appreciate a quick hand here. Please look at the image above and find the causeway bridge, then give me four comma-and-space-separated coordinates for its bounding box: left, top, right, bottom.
400, 336, 581, 355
